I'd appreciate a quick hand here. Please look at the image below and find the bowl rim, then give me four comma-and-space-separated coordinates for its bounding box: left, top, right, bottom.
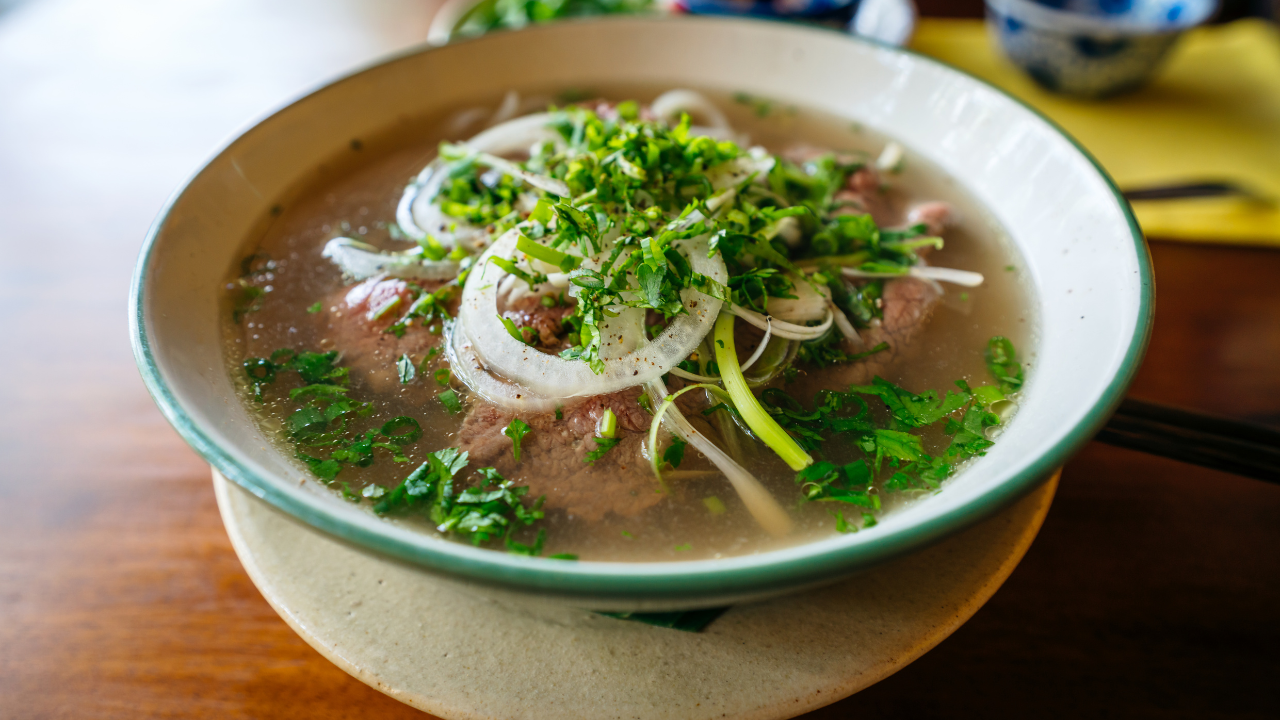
130, 14, 1153, 601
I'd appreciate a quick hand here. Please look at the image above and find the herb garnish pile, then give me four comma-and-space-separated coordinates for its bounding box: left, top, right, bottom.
371, 447, 559, 556
431, 103, 937, 376
241, 348, 555, 554
766, 335, 1025, 533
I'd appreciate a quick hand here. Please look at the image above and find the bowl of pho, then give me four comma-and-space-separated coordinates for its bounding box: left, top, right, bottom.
131, 15, 1151, 611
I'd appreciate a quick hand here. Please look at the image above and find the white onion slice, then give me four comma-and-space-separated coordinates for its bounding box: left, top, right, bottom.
460, 230, 727, 399
645, 379, 792, 537
828, 300, 865, 349
446, 321, 562, 414
876, 141, 905, 173
760, 278, 826, 323
740, 317, 773, 372
841, 265, 985, 287
321, 238, 460, 281
460, 111, 564, 156
706, 150, 775, 192
668, 366, 720, 383
725, 303, 834, 341
399, 112, 565, 247
464, 150, 570, 197
650, 89, 731, 131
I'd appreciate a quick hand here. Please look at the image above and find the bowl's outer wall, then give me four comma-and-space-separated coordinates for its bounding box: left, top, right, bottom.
132, 16, 1151, 608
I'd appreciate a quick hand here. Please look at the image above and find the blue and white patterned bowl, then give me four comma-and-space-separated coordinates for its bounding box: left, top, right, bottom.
986, 0, 1218, 97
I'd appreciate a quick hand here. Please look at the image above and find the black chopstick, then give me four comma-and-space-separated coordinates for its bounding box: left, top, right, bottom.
1121, 182, 1274, 204
1095, 398, 1280, 484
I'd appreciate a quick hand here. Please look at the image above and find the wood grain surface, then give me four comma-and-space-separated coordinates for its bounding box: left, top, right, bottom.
0, 1, 1276, 718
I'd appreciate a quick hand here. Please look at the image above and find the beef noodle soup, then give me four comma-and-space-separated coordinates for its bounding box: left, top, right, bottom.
225, 89, 1035, 562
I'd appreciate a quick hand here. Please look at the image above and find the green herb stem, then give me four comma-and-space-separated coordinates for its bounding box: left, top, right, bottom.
516, 231, 582, 272
713, 312, 813, 471
598, 407, 617, 439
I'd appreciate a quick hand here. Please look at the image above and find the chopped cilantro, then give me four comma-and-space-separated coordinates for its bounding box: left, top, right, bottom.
386, 286, 454, 338
498, 314, 532, 345
850, 376, 971, 428
454, 0, 652, 39
232, 284, 265, 323
769, 338, 1024, 533
373, 449, 549, 554
504, 418, 531, 461
674, 543, 692, 552
306, 301, 323, 314
985, 336, 1024, 393
246, 349, 429, 481
703, 496, 727, 515
583, 436, 620, 464
397, 354, 415, 384
662, 437, 687, 469
296, 453, 341, 482
831, 510, 854, 533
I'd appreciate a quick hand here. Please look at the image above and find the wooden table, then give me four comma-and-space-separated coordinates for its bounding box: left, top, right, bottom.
1, 2, 1275, 717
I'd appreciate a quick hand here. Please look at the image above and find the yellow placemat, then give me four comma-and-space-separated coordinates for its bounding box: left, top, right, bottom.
911, 18, 1280, 245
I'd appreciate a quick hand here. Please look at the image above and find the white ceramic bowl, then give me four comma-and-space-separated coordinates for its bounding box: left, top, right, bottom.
131, 16, 1151, 611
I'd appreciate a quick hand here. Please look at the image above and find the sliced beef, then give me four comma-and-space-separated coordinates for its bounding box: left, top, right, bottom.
906, 201, 955, 237
833, 167, 894, 227
501, 293, 574, 349
459, 388, 663, 520
781, 145, 895, 226
795, 275, 942, 396
320, 276, 450, 392
324, 277, 672, 520
778, 148, 948, 394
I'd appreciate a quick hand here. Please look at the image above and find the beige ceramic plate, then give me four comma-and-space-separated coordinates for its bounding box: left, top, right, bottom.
216, 470, 1058, 719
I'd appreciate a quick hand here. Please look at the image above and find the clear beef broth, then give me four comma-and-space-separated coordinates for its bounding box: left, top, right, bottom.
225, 90, 1036, 561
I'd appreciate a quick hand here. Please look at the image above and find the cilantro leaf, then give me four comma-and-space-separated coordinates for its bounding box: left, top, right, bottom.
397, 354, 416, 384
583, 436, 621, 464
232, 284, 265, 323
986, 336, 1024, 393
504, 418, 531, 462
662, 437, 687, 469
852, 376, 970, 428
296, 452, 341, 481
373, 455, 550, 554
